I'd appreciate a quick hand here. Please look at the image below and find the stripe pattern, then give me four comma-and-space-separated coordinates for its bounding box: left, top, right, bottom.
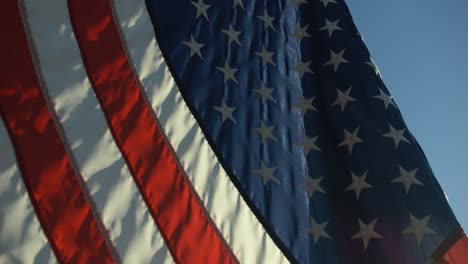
67, 0, 235, 262
111, 0, 289, 263
0, 117, 56, 264
21, 0, 173, 262
0, 0, 464, 263
0, 1, 114, 262
1, 0, 287, 263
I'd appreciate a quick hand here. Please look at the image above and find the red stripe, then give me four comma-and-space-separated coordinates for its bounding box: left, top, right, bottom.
67, 1, 235, 263
442, 235, 468, 264
0, 1, 114, 263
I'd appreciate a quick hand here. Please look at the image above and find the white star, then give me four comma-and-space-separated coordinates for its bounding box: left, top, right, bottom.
252, 161, 280, 185
373, 88, 396, 109
252, 121, 277, 144
365, 57, 381, 77
402, 214, 437, 245
291, 0, 308, 8
303, 216, 332, 244
337, 126, 364, 155
254, 82, 276, 104
292, 24, 311, 44
254, 45, 276, 66
190, 0, 210, 21
345, 170, 372, 200
181, 35, 204, 60
292, 60, 314, 78
320, 0, 337, 8
294, 95, 318, 116
257, 10, 276, 31
324, 49, 349, 72
233, 0, 245, 10
351, 218, 383, 251
295, 134, 321, 155
298, 175, 326, 199
331, 86, 356, 112
391, 166, 423, 194
382, 123, 411, 148
216, 61, 238, 85
221, 24, 242, 47
319, 19, 343, 37
213, 99, 237, 124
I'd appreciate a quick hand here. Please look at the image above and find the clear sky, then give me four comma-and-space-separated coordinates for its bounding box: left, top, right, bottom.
346, 0, 468, 230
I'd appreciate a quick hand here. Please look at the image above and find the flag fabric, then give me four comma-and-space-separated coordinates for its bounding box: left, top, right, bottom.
0, 0, 466, 263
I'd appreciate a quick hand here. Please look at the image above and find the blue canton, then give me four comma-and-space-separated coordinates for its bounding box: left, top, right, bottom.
145, 0, 460, 263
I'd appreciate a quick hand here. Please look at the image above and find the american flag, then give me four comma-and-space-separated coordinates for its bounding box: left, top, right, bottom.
0, 0, 466, 263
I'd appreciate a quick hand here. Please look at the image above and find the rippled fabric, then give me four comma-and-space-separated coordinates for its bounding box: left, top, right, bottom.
22, 0, 173, 262
1, 0, 463, 262
0, 120, 57, 264
113, 0, 289, 262
145, 0, 460, 263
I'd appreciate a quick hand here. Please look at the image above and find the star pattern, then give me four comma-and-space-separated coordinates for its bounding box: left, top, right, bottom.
213, 99, 237, 124
257, 10, 276, 31
295, 134, 321, 155
182, 35, 204, 60
252, 121, 277, 144
252, 161, 280, 185
254, 45, 276, 66
391, 166, 423, 194
216, 61, 238, 84
254, 82, 276, 104
331, 86, 356, 112
324, 49, 349, 72
373, 88, 396, 109
158, 0, 456, 260
190, 0, 210, 21
292, 60, 314, 78
345, 170, 372, 200
351, 219, 383, 251
292, 24, 311, 44
294, 95, 318, 116
402, 214, 437, 245
338, 126, 364, 155
382, 123, 411, 148
221, 24, 242, 47
319, 19, 343, 37
298, 175, 326, 199
303, 216, 332, 244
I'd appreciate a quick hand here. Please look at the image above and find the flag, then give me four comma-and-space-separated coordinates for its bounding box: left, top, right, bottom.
0, 0, 466, 263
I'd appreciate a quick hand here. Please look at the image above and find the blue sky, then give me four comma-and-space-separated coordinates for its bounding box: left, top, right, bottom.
346, 0, 468, 230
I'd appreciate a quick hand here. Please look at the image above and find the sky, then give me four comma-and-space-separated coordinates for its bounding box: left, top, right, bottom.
346, 0, 468, 230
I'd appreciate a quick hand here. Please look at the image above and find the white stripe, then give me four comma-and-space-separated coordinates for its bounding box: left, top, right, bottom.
22, 1, 174, 263
112, 1, 289, 263
0, 120, 57, 264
